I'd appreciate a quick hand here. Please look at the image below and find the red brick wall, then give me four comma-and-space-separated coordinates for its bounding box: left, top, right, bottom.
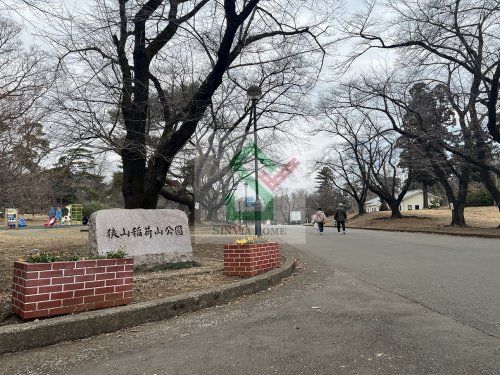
12, 258, 134, 320
224, 242, 280, 277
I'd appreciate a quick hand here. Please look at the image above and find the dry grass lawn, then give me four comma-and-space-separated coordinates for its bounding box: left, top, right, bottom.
0, 227, 88, 291
345, 206, 500, 237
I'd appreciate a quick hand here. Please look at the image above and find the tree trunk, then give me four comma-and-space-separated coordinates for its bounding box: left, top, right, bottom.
205, 207, 217, 221
142, 181, 161, 209
450, 200, 466, 226
389, 201, 402, 219
425, 148, 469, 227
188, 202, 196, 224
121, 34, 150, 209
473, 126, 500, 210
357, 200, 366, 215
479, 166, 500, 211
121, 153, 146, 209
449, 178, 468, 227
422, 181, 429, 209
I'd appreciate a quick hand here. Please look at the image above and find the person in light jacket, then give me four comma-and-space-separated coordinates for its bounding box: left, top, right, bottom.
334, 203, 347, 234
314, 209, 327, 235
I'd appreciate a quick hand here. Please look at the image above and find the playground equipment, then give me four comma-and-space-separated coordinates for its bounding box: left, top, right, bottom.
5, 208, 18, 229
44, 217, 56, 227
18, 217, 27, 227
67, 204, 83, 225
42, 204, 83, 227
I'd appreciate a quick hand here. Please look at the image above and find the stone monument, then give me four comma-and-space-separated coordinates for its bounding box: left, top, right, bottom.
89, 209, 192, 267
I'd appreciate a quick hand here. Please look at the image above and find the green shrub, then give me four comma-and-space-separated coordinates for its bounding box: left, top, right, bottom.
466, 189, 494, 207
23, 250, 127, 263
90, 249, 128, 259
24, 252, 80, 263
82, 201, 107, 218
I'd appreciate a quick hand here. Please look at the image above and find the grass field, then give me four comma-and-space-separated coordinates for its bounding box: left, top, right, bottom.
345, 206, 500, 236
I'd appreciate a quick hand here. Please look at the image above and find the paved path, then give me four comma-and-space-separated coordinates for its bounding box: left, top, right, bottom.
1, 229, 499, 374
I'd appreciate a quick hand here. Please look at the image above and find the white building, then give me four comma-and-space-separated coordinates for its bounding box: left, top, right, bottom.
365, 190, 439, 213
365, 197, 383, 213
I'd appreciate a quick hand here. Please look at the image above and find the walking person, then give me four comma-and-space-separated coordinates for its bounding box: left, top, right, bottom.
334, 203, 347, 235
314, 208, 327, 235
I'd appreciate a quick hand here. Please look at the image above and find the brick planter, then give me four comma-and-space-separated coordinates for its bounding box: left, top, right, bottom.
12, 258, 134, 320
224, 242, 280, 277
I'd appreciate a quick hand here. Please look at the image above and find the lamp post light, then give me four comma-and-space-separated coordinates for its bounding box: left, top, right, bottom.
247, 85, 262, 236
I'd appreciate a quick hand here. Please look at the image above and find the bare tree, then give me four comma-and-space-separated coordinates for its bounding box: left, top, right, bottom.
0, 15, 53, 211
318, 108, 412, 219
336, 77, 471, 225
159, 51, 315, 222
344, 0, 500, 207
46, 0, 331, 209
315, 147, 369, 215
273, 188, 306, 224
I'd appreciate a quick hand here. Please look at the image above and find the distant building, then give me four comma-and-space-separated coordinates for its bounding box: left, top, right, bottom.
365, 190, 440, 213
365, 197, 383, 213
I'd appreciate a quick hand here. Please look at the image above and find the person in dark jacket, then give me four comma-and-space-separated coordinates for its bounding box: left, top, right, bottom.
334, 203, 347, 234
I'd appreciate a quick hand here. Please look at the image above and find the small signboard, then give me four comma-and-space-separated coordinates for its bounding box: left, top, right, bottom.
245, 197, 255, 207
5, 208, 18, 229
290, 211, 302, 224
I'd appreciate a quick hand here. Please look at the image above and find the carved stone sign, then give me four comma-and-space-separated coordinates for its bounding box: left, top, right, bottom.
89, 209, 192, 267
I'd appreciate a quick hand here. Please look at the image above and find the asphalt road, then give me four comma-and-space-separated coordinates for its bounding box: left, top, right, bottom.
1, 228, 499, 374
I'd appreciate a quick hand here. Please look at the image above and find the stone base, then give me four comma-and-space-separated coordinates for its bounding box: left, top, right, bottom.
133, 252, 193, 269
223, 242, 280, 277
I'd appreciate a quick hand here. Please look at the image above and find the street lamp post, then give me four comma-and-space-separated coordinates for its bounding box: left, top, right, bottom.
247, 85, 262, 236
238, 200, 241, 226
244, 182, 248, 227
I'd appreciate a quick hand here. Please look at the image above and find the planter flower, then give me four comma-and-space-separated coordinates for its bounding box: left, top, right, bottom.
224, 237, 280, 277
12, 252, 134, 320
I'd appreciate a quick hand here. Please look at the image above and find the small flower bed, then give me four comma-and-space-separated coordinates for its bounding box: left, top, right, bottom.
22, 250, 127, 263
235, 236, 269, 245
224, 238, 280, 277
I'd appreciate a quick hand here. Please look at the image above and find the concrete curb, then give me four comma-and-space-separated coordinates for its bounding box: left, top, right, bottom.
348, 226, 500, 239
0, 257, 295, 355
